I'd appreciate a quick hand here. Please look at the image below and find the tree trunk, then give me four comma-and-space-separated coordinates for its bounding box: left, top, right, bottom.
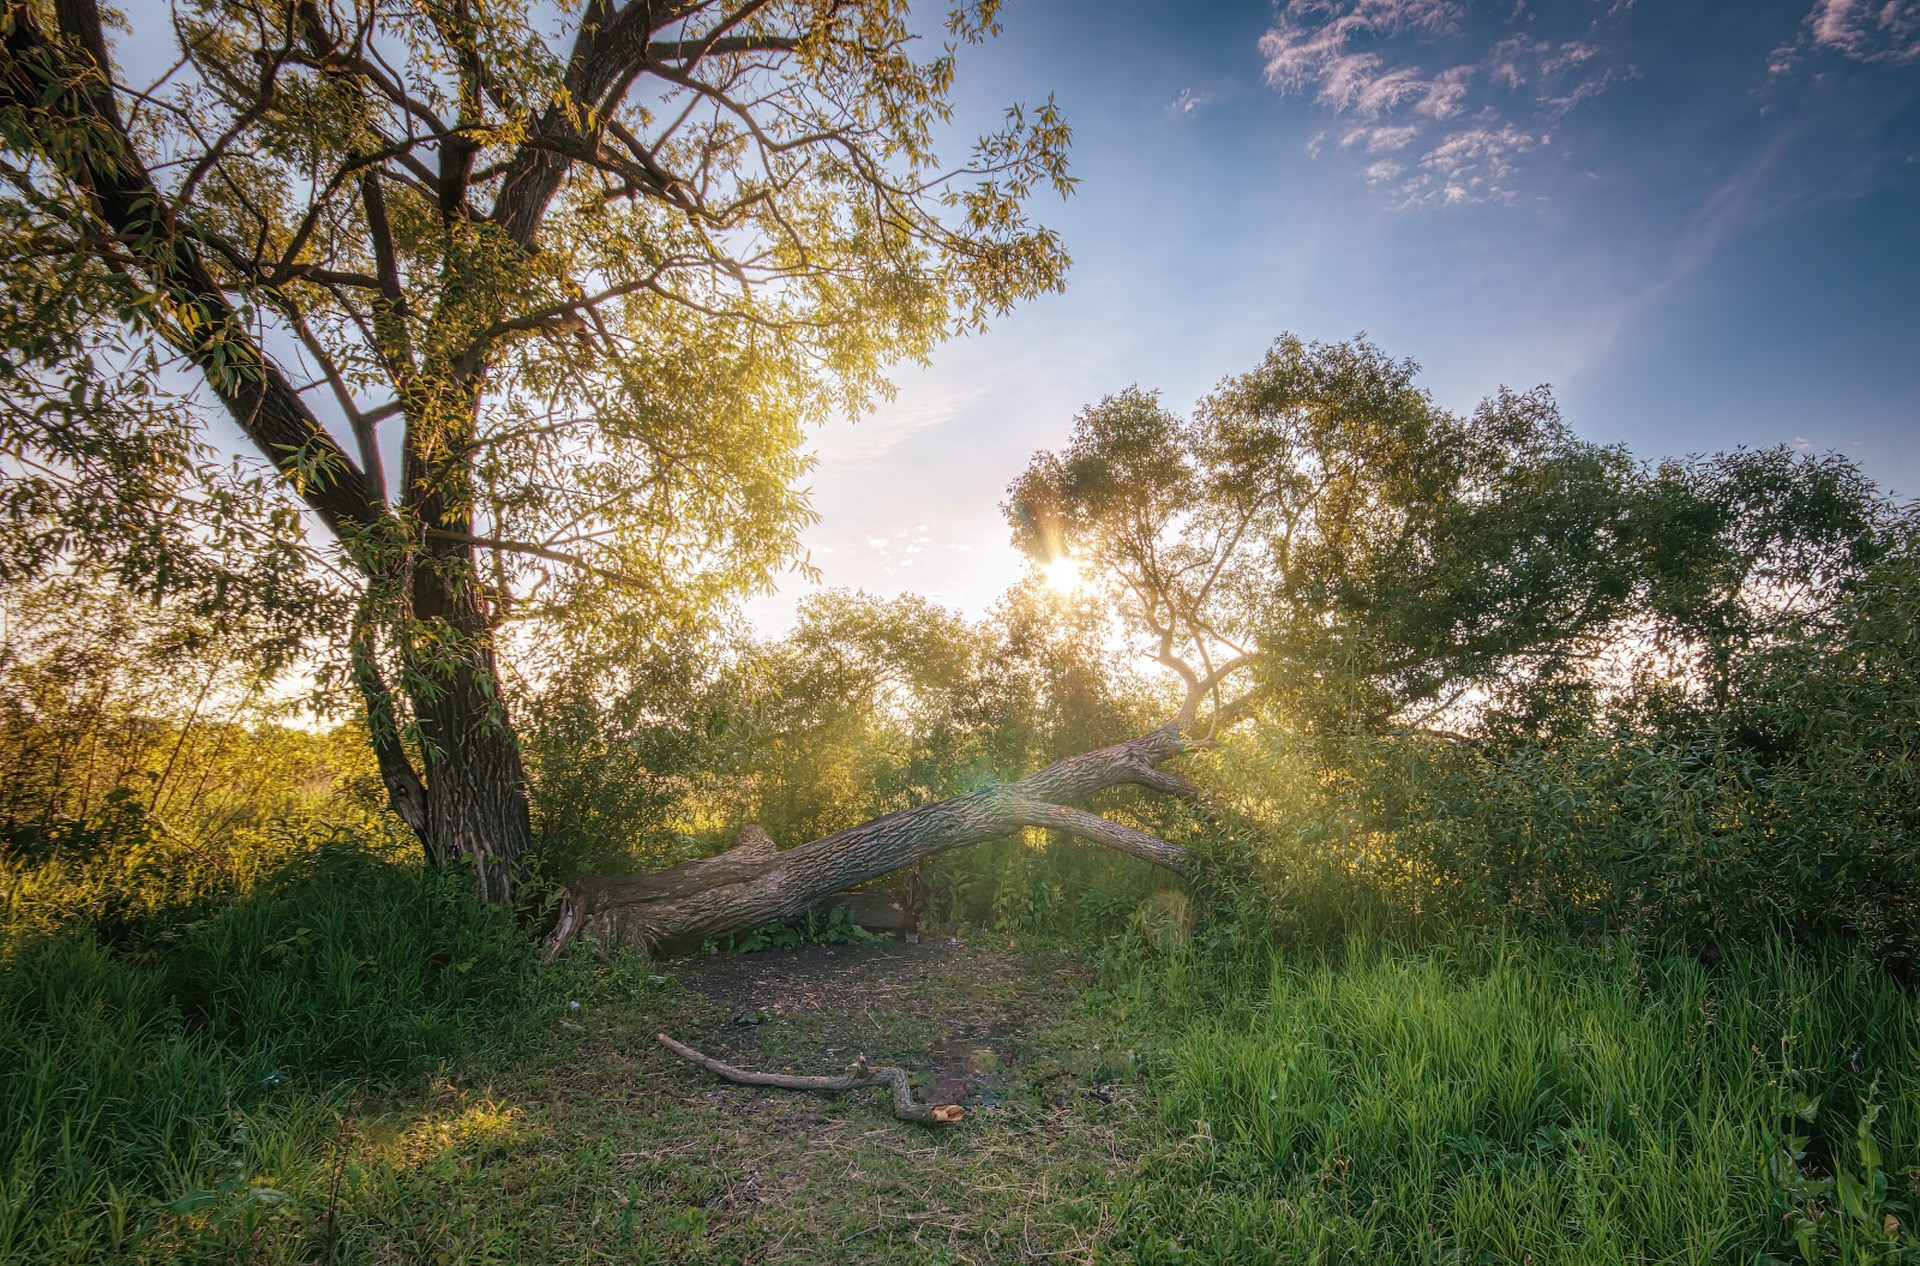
544, 726, 1200, 959
403, 544, 532, 902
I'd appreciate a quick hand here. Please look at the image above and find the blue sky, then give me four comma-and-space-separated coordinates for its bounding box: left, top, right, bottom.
751, 0, 1920, 628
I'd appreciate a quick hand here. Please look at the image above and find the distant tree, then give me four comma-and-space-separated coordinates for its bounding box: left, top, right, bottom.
1632, 447, 1897, 712
1006, 335, 1645, 739
0, 0, 1072, 898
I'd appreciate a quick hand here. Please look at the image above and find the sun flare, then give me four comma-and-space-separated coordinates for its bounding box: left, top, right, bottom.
1041, 556, 1084, 596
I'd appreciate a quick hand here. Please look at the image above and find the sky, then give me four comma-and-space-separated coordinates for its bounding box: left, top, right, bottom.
745, 0, 1920, 631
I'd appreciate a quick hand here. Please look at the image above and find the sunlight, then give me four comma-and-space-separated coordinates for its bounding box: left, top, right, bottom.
1041, 555, 1084, 596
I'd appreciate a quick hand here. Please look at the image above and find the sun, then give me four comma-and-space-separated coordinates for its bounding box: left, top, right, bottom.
1041, 555, 1084, 596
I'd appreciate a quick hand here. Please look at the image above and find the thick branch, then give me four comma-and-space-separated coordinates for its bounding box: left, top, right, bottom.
655, 1033, 964, 1125
490, 0, 704, 248
1177, 651, 1259, 728
5, 0, 384, 541
646, 33, 798, 62
1007, 798, 1187, 871
420, 527, 654, 593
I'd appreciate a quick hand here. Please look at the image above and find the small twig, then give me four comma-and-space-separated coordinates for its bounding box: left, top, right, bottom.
321, 1108, 355, 1264
655, 1033, 965, 1125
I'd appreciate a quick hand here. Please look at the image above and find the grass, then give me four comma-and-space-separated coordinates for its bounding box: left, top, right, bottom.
1123, 935, 1920, 1264
6, 844, 1920, 1263
0, 845, 533, 1264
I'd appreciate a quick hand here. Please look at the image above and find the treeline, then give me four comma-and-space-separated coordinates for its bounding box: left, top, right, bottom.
6, 452, 1918, 963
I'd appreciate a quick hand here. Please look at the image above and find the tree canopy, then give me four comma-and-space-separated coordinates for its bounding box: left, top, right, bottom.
1005, 335, 1902, 739
1006, 336, 1644, 734
0, 0, 1073, 895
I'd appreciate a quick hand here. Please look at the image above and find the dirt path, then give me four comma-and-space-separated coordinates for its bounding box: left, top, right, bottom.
364, 940, 1150, 1264
665, 940, 1089, 1110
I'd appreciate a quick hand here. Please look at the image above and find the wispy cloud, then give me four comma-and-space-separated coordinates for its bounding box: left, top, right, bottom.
1803, 0, 1920, 63
1170, 87, 1207, 115
1412, 122, 1542, 203
1262, 0, 1630, 204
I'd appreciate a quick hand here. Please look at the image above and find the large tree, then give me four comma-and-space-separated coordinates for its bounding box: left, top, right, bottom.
0, 0, 1072, 898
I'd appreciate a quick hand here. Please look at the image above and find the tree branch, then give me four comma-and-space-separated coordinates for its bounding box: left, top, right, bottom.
419, 527, 654, 592
655, 1033, 964, 1125
7, 0, 385, 542
1007, 798, 1187, 874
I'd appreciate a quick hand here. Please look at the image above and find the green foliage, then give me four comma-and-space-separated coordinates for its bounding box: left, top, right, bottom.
2, 0, 1078, 886
1115, 933, 1920, 1265
981, 337, 1920, 962
522, 583, 1172, 932
0, 837, 534, 1264
0, 577, 414, 943
1222, 545, 1920, 961
1008, 335, 1645, 732
167, 848, 534, 1082
1634, 447, 1897, 707
520, 645, 719, 879
724, 906, 880, 954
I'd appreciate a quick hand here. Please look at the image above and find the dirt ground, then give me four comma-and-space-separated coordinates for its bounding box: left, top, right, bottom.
661, 939, 1104, 1111
399, 937, 1149, 1263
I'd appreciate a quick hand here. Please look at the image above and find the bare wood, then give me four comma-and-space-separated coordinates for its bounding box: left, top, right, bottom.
544, 726, 1203, 961
655, 1033, 965, 1125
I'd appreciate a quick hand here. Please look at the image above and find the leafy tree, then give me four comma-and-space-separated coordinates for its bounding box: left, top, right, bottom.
690, 584, 1146, 847
0, 0, 1072, 898
551, 334, 1826, 954
1631, 446, 1897, 712
1006, 334, 1644, 738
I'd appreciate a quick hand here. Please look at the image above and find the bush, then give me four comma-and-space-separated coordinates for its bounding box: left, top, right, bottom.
1199, 553, 1920, 963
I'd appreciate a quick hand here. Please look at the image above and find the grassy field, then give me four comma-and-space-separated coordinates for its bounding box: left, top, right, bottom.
7, 865, 1920, 1265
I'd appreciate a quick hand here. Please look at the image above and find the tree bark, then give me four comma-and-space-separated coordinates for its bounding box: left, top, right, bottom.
544, 726, 1197, 960
399, 397, 534, 898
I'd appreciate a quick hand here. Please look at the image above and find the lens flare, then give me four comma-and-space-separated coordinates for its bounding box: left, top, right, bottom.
1041, 556, 1083, 595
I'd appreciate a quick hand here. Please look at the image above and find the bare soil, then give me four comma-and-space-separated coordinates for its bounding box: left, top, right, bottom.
661, 938, 1100, 1111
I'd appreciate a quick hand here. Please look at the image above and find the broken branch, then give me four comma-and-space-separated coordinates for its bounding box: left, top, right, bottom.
655, 1033, 965, 1125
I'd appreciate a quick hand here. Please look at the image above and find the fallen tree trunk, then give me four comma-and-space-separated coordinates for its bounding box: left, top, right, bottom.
544, 725, 1199, 960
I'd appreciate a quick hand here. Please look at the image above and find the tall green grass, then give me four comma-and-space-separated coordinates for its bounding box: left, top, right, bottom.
0, 844, 533, 1264
1115, 932, 1920, 1264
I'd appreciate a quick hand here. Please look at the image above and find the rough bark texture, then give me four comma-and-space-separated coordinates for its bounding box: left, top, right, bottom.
404, 524, 533, 897
545, 726, 1196, 960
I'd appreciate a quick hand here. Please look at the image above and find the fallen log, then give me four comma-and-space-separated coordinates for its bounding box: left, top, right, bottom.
544, 725, 1201, 961
655, 1032, 966, 1125
813, 890, 916, 936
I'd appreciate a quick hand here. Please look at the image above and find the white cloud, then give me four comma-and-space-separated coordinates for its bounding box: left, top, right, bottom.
1260, 0, 1629, 204
1170, 87, 1207, 115
1366, 123, 1424, 151
1415, 65, 1474, 118
1804, 0, 1920, 62
1407, 122, 1541, 204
